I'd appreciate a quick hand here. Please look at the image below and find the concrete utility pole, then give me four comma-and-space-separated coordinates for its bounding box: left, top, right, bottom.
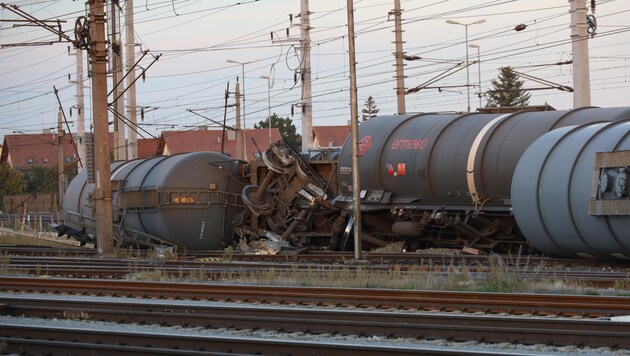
70, 48, 86, 172
347, 0, 362, 260
270, 1, 313, 150
227, 60, 255, 160
234, 79, 244, 160
569, 0, 591, 108
125, 0, 138, 159
57, 111, 66, 208
300, 0, 313, 150
111, 1, 126, 161
392, 0, 406, 114
260, 75, 272, 146
89, 0, 114, 255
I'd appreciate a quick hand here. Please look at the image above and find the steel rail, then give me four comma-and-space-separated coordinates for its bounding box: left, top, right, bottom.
0, 323, 503, 356
1, 294, 629, 348
0, 257, 625, 288
3, 256, 630, 287
1, 276, 629, 317
2, 245, 623, 268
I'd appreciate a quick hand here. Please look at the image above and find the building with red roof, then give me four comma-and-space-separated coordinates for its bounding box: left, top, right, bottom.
1, 124, 350, 171
312, 125, 351, 148
158, 128, 282, 161
1, 133, 80, 172
136, 138, 160, 158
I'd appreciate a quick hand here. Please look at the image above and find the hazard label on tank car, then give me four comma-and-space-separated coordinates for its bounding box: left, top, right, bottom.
172, 196, 194, 204
397, 163, 406, 176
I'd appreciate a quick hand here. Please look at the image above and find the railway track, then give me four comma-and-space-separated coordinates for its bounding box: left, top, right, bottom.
1, 293, 629, 348
1, 288, 629, 355
0, 321, 516, 356
0, 254, 627, 288
2, 244, 624, 268
1, 276, 629, 318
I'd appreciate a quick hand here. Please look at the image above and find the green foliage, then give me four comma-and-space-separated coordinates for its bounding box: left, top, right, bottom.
65, 161, 78, 184
21, 162, 77, 195
485, 66, 531, 107
0, 163, 26, 209
24, 166, 59, 194
254, 113, 301, 149
361, 95, 379, 121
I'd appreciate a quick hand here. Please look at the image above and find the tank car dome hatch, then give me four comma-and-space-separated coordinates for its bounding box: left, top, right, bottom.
62, 152, 248, 250
512, 120, 630, 260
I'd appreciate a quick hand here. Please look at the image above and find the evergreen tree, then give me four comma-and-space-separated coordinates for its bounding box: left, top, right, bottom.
0, 163, 26, 210
254, 113, 301, 148
361, 95, 379, 121
485, 66, 531, 107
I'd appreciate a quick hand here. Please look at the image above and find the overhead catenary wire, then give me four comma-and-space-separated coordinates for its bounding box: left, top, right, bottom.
1, 0, 629, 140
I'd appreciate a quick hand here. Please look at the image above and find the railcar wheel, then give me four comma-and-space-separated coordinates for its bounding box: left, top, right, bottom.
242, 185, 275, 216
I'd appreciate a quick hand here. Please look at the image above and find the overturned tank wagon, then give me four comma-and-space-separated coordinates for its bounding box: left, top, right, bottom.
332, 107, 630, 254
60, 152, 249, 250
512, 120, 630, 260
237, 107, 630, 257
59, 107, 630, 260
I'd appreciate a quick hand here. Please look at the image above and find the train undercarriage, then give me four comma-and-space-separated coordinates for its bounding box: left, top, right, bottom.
235, 141, 529, 255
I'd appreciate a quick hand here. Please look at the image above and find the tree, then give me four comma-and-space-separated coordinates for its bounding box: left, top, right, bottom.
254, 113, 301, 148
485, 66, 531, 107
0, 163, 26, 210
361, 95, 379, 121
24, 166, 59, 194
22, 162, 78, 195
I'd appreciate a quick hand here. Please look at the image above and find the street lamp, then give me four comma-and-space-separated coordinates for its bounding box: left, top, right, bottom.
468, 43, 481, 109
260, 75, 272, 146
226, 58, 256, 160
446, 18, 486, 112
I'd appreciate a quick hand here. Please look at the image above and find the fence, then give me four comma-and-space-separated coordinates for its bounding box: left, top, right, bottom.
2, 194, 59, 213
0, 212, 60, 231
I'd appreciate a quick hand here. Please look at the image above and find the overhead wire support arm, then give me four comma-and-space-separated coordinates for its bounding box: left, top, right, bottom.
405, 62, 469, 95
0, 18, 62, 23
513, 70, 573, 92
187, 109, 236, 131
107, 106, 156, 139
0, 3, 71, 43
107, 50, 153, 102
0, 41, 57, 48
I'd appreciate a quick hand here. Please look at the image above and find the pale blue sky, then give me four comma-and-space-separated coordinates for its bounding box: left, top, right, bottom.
1, 0, 629, 142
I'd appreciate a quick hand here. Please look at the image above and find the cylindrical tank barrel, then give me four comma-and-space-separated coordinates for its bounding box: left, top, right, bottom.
511, 120, 630, 260
62, 152, 247, 250
337, 107, 630, 207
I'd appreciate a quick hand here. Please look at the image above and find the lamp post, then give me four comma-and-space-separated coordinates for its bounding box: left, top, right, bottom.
260, 75, 272, 146
468, 43, 481, 110
226, 58, 256, 159
446, 19, 485, 112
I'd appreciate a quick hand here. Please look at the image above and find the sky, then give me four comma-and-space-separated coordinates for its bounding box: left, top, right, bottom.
1, 0, 629, 144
